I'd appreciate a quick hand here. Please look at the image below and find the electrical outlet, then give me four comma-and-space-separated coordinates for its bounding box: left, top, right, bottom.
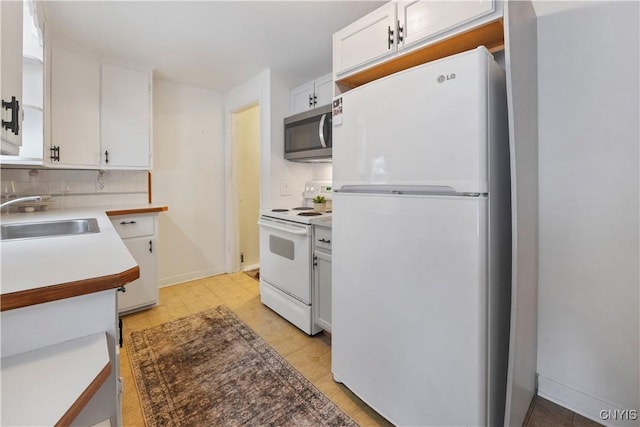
280, 180, 290, 196
96, 170, 108, 192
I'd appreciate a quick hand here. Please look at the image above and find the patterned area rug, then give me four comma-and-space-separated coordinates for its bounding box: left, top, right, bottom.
128, 305, 356, 426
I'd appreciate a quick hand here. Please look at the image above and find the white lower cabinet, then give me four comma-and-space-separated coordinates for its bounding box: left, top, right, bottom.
111, 214, 158, 314
313, 225, 332, 332
0, 290, 119, 426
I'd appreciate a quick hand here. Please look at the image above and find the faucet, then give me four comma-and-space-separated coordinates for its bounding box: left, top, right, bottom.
1, 196, 42, 209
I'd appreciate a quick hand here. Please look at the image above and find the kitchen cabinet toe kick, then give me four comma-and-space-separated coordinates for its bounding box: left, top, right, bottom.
0, 265, 139, 312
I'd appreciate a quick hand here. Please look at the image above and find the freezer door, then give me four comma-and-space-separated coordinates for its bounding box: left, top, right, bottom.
332, 192, 488, 426
333, 47, 495, 194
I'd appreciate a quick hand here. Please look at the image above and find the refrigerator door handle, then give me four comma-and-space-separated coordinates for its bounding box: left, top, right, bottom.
318, 114, 327, 148
336, 185, 456, 195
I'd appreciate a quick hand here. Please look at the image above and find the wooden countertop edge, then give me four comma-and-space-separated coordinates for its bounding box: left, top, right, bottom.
55, 360, 112, 427
0, 266, 140, 312
105, 206, 168, 216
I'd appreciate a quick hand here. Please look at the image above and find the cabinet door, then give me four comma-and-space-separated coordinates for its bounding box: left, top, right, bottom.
313, 251, 332, 332
118, 236, 157, 314
314, 73, 334, 107
101, 63, 151, 169
398, 0, 497, 50
50, 44, 100, 167
1, 1, 23, 155
333, 2, 397, 78
289, 81, 315, 115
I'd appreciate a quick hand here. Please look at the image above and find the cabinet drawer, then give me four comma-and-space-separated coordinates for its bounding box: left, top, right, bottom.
110, 215, 154, 238
314, 226, 332, 252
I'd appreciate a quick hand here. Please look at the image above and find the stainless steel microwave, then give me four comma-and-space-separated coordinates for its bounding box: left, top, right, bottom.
284, 104, 332, 162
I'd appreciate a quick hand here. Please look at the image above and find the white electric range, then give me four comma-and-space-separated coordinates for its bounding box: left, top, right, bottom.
258, 181, 331, 335
259, 207, 332, 224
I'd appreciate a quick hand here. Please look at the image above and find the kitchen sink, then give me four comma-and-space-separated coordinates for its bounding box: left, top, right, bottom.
1, 218, 100, 241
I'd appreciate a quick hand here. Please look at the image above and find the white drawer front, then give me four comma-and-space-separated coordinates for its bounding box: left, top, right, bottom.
314, 226, 332, 252
110, 215, 154, 238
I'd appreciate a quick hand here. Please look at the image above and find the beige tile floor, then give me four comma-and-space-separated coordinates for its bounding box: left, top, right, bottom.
119, 272, 393, 426
119, 272, 597, 427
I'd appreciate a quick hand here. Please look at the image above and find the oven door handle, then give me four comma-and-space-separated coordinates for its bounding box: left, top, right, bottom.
258, 219, 309, 235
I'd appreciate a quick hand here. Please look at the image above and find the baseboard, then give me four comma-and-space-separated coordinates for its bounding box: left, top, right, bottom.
538, 375, 638, 427
159, 267, 226, 288
242, 263, 259, 272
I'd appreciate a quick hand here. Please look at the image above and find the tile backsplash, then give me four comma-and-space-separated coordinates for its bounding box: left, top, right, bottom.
1, 168, 149, 210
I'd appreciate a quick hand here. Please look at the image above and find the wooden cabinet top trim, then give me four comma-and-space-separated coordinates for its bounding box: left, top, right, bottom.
0, 266, 139, 311
337, 19, 504, 89
55, 361, 112, 427
105, 205, 168, 217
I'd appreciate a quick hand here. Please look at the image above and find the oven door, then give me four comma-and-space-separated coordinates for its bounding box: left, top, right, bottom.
258, 217, 312, 304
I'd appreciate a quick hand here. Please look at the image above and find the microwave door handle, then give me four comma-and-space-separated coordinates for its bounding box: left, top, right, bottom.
318, 114, 327, 148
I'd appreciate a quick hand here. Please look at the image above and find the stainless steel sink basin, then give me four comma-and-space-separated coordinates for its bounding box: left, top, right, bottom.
1, 218, 100, 241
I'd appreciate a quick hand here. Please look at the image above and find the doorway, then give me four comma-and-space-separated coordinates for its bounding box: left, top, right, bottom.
232, 104, 260, 272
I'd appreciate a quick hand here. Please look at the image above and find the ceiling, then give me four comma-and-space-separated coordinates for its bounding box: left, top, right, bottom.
41, 1, 386, 92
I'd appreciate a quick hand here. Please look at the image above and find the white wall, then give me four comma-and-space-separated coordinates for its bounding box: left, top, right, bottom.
268, 70, 316, 208
537, 2, 639, 425
153, 78, 226, 286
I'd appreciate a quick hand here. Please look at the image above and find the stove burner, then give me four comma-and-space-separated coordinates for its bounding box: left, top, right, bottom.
292, 206, 313, 211
298, 212, 323, 217
271, 209, 289, 212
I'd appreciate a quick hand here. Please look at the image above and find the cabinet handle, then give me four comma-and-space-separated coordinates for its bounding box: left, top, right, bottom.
117, 286, 126, 293
120, 220, 137, 225
313, 254, 318, 268
1, 96, 20, 135
319, 238, 331, 244
313, 93, 317, 106
50, 146, 60, 162
149, 240, 153, 253
105, 150, 109, 164
388, 26, 394, 49
397, 20, 404, 43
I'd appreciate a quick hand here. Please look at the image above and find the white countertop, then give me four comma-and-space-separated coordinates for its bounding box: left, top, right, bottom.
1, 207, 137, 297
1, 332, 111, 426
310, 216, 332, 228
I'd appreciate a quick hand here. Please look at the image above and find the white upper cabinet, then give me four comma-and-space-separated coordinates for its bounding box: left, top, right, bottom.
289, 72, 333, 115
334, 1, 503, 83
398, 1, 496, 50
289, 81, 316, 115
49, 44, 101, 167
313, 73, 333, 107
1, 1, 24, 155
101, 63, 151, 169
48, 44, 152, 169
333, 3, 397, 79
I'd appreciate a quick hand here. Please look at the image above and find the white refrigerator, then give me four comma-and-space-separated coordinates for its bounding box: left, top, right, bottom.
331, 47, 511, 426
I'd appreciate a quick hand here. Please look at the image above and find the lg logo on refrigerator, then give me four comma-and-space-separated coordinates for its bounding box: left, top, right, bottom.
437, 73, 456, 83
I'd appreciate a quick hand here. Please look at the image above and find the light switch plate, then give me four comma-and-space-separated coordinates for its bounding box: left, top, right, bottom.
280, 180, 290, 196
